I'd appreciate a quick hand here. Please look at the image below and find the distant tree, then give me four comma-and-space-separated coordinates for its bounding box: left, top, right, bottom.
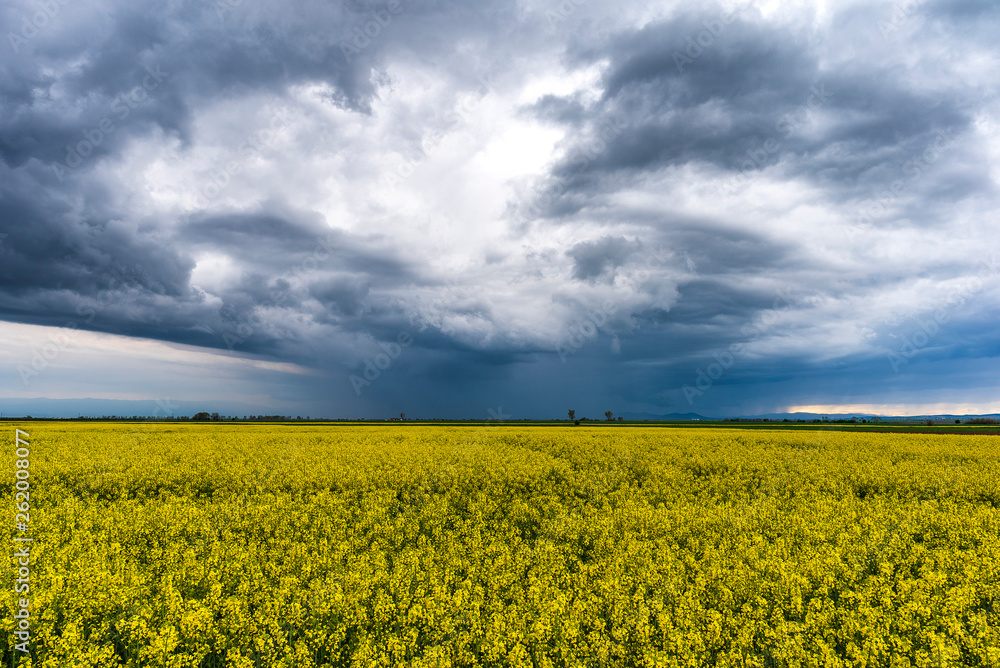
574, 420, 580, 425
297, 416, 302, 420
605, 411, 614, 421
192, 412, 211, 421
400, 413, 405, 420
617, 416, 623, 422
955, 419, 961, 424
211, 412, 220, 421
926, 419, 934, 426
568, 409, 575, 421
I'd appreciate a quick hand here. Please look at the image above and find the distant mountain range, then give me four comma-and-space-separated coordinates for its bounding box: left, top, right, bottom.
620, 411, 1000, 422
735, 412, 1000, 421
619, 412, 716, 421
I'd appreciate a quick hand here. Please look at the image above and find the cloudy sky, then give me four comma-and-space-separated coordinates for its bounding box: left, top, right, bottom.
1, 0, 998, 419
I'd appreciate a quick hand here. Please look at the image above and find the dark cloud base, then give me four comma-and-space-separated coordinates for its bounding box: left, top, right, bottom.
2, 0, 998, 416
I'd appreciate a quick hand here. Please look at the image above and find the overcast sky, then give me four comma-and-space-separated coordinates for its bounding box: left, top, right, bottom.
1, 0, 998, 419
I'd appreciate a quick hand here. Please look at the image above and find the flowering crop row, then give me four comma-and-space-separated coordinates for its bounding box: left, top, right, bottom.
1, 423, 998, 666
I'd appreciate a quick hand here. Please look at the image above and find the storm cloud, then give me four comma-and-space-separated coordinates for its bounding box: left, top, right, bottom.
2, 0, 999, 418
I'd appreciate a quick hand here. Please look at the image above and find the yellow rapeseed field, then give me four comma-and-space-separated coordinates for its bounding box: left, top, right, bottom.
2, 422, 999, 667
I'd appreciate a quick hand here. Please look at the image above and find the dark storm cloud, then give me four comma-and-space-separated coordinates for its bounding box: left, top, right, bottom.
0, 179, 420, 357
566, 235, 640, 281
0, 0, 389, 169
184, 211, 328, 250
309, 277, 371, 318
644, 279, 781, 328
0, 0, 407, 354
2, 0, 999, 418
518, 5, 981, 222
489, 1, 999, 417
647, 217, 797, 275
1, 0, 521, 173
0, 168, 192, 299
181, 207, 416, 274
177, 208, 423, 355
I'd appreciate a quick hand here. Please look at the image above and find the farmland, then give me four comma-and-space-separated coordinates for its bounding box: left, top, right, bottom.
2, 423, 999, 666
